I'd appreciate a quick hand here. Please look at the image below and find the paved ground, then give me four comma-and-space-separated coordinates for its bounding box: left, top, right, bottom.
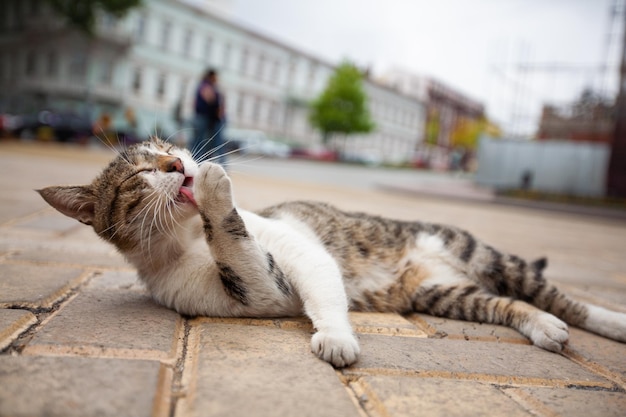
1, 140, 626, 417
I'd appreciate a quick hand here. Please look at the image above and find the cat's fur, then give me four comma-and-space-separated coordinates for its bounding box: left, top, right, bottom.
38, 138, 626, 367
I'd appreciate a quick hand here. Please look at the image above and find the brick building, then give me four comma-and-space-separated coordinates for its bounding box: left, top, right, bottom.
536, 92, 615, 143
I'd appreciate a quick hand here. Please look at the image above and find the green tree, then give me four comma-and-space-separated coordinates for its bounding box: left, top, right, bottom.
46, 0, 142, 35
309, 61, 375, 144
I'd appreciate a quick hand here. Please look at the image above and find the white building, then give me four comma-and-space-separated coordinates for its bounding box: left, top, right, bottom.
0, 0, 425, 163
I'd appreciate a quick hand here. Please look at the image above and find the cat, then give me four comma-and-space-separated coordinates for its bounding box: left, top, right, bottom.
38, 138, 626, 367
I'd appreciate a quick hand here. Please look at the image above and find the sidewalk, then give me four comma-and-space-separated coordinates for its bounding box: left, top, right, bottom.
1, 141, 625, 417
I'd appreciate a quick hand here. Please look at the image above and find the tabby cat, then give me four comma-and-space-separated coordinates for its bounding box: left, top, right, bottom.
38, 138, 626, 367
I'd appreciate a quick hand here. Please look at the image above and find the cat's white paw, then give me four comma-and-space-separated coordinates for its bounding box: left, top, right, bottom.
311, 330, 360, 368
523, 312, 569, 352
194, 163, 233, 215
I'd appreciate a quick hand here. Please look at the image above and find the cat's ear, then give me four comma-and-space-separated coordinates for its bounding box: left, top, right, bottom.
37, 186, 97, 226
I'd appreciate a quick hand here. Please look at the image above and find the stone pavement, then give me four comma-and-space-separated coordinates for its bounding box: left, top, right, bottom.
1, 140, 626, 417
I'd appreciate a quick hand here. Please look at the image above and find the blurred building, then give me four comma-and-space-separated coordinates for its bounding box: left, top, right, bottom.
379, 68, 485, 168
0, 0, 424, 163
536, 92, 615, 143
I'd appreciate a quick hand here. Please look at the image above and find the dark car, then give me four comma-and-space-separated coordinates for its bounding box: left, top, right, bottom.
12, 110, 93, 142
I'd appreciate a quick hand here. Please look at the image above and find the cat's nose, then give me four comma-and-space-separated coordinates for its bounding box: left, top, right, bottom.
164, 157, 184, 174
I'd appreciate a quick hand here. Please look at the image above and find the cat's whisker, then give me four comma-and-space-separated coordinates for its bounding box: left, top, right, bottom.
190, 122, 227, 161
191, 138, 217, 161
137, 193, 163, 263
93, 125, 133, 166
157, 196, 176, 238
207, 143, 245, 163
218, 152, 265, 172
154, 196, 174, 238
194, 141, 235, 166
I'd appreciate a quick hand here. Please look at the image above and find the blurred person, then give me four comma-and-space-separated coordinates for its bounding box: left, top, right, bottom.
189, 68, 226, 164
93, 111, 115, 145
124, 107, 138, 144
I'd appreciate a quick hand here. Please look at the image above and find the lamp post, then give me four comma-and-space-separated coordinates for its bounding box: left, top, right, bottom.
607, 4, 626, 197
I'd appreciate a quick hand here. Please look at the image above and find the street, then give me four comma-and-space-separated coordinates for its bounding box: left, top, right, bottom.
228, 154, 469, 191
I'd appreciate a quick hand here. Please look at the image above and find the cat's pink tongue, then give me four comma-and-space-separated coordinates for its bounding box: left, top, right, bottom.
179, 187, 197, 207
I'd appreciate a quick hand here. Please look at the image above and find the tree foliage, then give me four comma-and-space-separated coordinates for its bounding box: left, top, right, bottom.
309, 61, 375, 143
450, 116, 502, 149
46, 0, 142, 35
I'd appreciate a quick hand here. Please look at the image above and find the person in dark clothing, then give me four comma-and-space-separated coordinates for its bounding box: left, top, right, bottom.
189, 68, 226, 164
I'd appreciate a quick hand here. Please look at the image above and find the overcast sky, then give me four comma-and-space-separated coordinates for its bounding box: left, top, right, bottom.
209, 0, 623, 136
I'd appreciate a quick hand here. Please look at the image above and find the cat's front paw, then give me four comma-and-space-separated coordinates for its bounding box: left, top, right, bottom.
194, 163, 234, 216
524, 312, 569, 352
311, 330, 360, 368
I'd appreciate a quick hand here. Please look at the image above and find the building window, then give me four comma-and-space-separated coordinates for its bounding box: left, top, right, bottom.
240, 48, 249, 74
9, 53, 17, 80
182, 29, 193, 58
135, 14, 146, 41
204, 36, 213, 63
287, 59, 296, 86
69, 52, 87, 80
308, 62, 316, 85
267, 101, 277, 124
223, 43, 231, 68
156, 72, 166, 99
132, 67, 142, 94
180, 78, 189, 97
160, 20, 171, 50
46, 51, 58, 77
256, 54, 265, 80
236, 91, 244, 118
100, 60, 113, 85
25, 51, 36, 77
272, 60, 281, 85
252, 96, 261, 122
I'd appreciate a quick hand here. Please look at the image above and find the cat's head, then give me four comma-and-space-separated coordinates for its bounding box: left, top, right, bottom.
38, 138, 199, 251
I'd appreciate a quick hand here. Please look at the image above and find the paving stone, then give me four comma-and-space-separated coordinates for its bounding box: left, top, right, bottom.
0, 355, 171, 417
12, 212, 81, 233
0, 309, 37, 350
177, 320, 361, 417
566, 327, 626, 382
351, 312, 427, 337
407, 313, 530, 344
505, 386, 626, 417
352, 376, 529, 417
0, 263, 86, 309
10, 245, 128, 269
348, 334, 612, 387
86, 270, 147, 292
24, 287, 182, 361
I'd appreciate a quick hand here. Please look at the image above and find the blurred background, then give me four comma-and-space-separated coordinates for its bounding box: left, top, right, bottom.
0, 0, 624, 199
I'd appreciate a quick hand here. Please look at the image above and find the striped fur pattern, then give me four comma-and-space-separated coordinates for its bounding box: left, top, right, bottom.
38, 139, 626, 367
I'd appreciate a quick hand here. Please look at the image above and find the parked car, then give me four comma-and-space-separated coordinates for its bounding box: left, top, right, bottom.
0, 113, 20, 137
11, 110, 93, 142
224, 128, 291, 158
291, 145, 338, 162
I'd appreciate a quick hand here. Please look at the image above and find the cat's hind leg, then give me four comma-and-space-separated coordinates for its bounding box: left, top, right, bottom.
412, 282, 570, 351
